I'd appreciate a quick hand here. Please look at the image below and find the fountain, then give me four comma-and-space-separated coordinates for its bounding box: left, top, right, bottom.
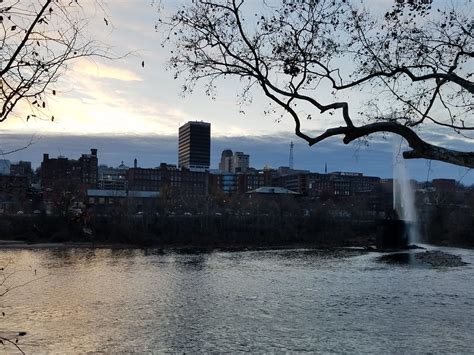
376, 138, 421, 249
392, 138, 420, 246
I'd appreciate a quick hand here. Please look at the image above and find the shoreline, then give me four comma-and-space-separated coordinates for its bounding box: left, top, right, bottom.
0, 240, 373, 252
0, 240, 472, 253
1, 215, 471, 252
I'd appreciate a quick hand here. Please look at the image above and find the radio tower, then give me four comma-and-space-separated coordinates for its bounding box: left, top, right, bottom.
289, 141, 294, 170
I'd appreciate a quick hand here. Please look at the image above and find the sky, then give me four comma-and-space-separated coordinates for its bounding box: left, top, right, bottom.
1, 0, 473, 184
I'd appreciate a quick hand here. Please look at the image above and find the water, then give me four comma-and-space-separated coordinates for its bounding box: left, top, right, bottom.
0, 247, 473, 353
393, 138, 420, 244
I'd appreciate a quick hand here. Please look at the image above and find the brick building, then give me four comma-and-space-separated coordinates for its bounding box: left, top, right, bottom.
10, 161, 33, 179
0, 175, 29, 213
272, 172, 311, 194
209, 170, 270, 195
126, 164, 208, 197
432, 178, 456, 192
41, 148, 98, 189
40, 149, 98, 213
309, 172, 381, 197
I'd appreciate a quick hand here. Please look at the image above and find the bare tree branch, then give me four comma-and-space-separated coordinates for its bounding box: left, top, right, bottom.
0, 0, 119, 124
162, 0, 473, 168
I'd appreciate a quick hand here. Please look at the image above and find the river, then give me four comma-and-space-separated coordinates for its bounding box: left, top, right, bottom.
0, 246, 473, 353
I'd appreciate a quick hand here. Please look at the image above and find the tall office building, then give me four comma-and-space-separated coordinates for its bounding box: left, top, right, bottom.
178, 121, 211, 171
219, 149, 250, 173
232, 151, 250, 173
219, 149, 233, 172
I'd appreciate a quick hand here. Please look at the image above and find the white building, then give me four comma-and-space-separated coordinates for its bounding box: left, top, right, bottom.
232, 152, 249, 173
0, 160, 11, 176
219, 150, 250, 173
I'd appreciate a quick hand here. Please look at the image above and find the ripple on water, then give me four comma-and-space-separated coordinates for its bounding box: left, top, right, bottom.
0, 247, 472, 353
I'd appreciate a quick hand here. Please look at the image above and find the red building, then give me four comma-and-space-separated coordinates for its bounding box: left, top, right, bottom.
41, 149, 98, 189
272, 172, 310, 194
126, 164, 208, 197
209, 171, 269, 195
432, 178, 456, 192
309, 172, 381, 198
0, 175, 29, 213
40, 149, 98, 212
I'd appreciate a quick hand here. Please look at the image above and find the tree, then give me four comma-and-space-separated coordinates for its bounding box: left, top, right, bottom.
1, 261, 39, 354
49, 178, 82, 218
1, 0, 110, 123
163, 0, 473, 167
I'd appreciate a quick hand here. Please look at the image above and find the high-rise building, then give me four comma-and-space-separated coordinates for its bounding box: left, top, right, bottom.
178, 121, 211, 171
232, 151, 249, 173
218, 149, 250, 173
219, 149, 233, 172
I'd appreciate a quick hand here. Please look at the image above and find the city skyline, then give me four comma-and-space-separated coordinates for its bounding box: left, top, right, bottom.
0, 1, 472, 183
2, 129, 473, 185
0, 2, 473, 353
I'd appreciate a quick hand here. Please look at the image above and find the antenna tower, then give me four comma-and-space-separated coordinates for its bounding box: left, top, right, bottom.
289, 141, 294, 170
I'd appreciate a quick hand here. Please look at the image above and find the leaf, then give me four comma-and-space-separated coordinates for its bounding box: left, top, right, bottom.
141, 61, 145, 68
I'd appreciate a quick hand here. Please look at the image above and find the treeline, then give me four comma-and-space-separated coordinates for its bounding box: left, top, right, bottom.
0, 199, 474, 248
0, 213, 376, 248
422, 205, 474, 247
417, 189, 474, 248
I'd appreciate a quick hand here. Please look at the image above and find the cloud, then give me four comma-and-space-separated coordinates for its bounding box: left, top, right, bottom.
72, 60, 143, 82
1, 0, 471, 184
1, 132, 472, 185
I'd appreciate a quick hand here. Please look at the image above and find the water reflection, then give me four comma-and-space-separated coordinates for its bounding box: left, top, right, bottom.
174, 253, 208, 270
0, 247, 472, 353
378, 252, 426, 266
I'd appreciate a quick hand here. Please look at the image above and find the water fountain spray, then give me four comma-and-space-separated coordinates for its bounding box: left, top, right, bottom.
393, 137, 420, 245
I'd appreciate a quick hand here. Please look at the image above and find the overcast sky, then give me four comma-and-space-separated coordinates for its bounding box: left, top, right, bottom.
1, 0, 473, 184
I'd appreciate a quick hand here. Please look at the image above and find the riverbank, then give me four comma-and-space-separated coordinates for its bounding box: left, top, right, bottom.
1, 214, 472, 250
0, 240, 373, 254
0, 214, 378, 249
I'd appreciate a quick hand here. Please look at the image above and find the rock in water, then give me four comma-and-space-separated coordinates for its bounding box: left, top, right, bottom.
415, 251, 468, 267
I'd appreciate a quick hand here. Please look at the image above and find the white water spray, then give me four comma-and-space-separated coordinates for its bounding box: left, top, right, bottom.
393, 138, 420, 245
